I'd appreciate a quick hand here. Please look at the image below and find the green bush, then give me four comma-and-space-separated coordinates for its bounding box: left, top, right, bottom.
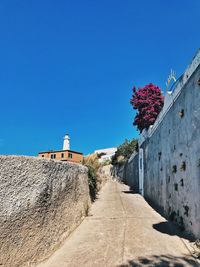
111, 139, 138, 165
87, 165, 97, 202
83, 154, 100, 202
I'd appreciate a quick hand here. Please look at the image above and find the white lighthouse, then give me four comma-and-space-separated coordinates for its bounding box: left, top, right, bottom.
63, 133, 70, 150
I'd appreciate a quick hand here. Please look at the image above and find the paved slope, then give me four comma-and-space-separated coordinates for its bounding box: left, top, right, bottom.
37, 181, 199, 267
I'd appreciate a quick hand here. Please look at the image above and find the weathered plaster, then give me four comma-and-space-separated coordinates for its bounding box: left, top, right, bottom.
0, 156, 90, 267
140, 52, 200, 238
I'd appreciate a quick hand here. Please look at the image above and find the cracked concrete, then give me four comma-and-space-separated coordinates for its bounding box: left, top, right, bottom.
37, 181, 199, 267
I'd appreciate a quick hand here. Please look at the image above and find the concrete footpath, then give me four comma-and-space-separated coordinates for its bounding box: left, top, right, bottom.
37, 181, 199, 267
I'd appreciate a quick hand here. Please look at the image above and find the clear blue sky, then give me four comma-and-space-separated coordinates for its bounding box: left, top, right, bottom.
0, 0, 199, 156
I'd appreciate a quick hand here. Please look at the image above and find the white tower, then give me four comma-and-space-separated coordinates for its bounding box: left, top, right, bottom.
63, 133, 70, 150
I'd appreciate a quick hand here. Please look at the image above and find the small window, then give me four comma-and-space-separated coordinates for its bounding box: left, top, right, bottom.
42, 155, 44, 157
68, 153, 73, 159
51, 154, 54, 159
53, 154, 56, 159
61, 153, 64, 158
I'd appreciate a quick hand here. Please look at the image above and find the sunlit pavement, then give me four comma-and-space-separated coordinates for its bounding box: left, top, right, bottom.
37, 180, 199, 267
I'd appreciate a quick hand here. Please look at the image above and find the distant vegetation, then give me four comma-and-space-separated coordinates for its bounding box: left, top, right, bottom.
84, 139, 138, 197
83, 154, 107, 201
111, 139, 138, 165
83, 154, 99, 201
83, 153, 112, 201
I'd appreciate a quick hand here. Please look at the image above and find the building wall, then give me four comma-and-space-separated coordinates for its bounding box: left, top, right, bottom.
0, 156, 90, 267
38, 150, 83, 163
141, 60, 200, 238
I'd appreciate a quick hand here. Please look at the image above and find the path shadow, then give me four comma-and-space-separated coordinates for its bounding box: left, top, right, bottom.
153, 221, 195, 241
144, 198, 195, 242
122, 186, 139, 194
119, 254, 199, 267
122, 190, 136, 194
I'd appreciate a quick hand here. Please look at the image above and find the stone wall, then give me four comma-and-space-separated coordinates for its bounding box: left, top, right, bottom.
0, 156, 90, 267
112, 164, 125, 181
124, 153, 139, 192
111, 153, 139, 192
114, 50, 200, 238
140, 51, 200, 238
110, 51, 200, 238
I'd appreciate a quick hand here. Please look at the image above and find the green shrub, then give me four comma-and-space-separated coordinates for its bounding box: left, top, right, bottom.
111, 139, 138, 165
87, 165, 97, 202
83, 154, 100, 202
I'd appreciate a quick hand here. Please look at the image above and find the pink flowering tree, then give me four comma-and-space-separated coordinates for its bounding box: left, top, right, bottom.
130, 83, 164, 132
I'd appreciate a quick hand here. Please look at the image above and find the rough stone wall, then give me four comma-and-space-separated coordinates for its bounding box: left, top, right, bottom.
0, 156, 90, 267
142, 64, 200, 238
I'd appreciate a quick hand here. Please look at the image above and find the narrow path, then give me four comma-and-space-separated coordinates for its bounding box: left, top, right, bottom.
37, 181, 199, 267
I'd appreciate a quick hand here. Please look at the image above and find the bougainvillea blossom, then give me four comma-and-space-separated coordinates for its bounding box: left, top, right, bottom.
130, 83, 164, 132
